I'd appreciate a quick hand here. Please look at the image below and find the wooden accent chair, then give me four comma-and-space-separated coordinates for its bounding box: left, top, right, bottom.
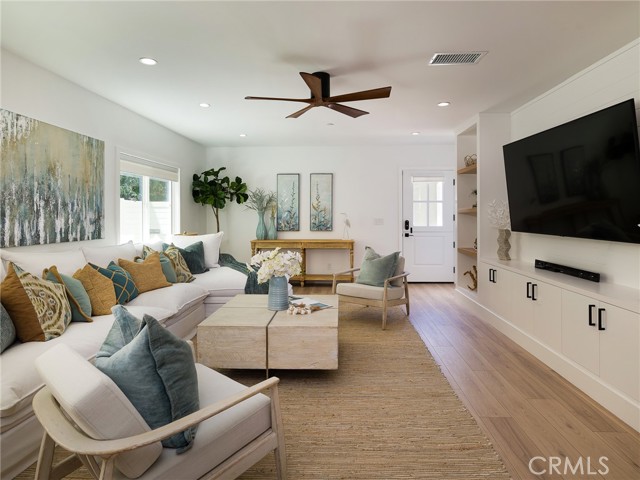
32, 344, 286, 480
332, 255, 410, 330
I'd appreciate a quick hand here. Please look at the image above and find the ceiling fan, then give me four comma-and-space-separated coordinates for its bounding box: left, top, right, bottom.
245, 72, 392, 118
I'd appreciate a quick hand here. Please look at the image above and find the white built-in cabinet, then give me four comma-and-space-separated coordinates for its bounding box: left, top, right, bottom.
562, 290, 639, 402
478, 259, 640, 429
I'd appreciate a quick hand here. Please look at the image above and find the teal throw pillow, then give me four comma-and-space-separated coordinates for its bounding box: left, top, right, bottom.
43, 266, 93, 322
0, 304, 16, 353
162, 242, 208, 275
141, 246, 178, 283
95, 306, 199, 451
90, 262, 139, 304
356, 247, 400, 287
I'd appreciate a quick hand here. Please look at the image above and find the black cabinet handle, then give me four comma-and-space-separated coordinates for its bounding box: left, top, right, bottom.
532, 284, 538, 301
491, 269, 497, 283
526, 282, 532, 299
588, 304, 596, 326
598, 308, 606, 331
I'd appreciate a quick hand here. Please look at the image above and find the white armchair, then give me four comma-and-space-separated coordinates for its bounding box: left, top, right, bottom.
32, 344, 286, 480
332, 254, 410, 330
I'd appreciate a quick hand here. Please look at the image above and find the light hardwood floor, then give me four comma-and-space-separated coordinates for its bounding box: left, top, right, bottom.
296, 283, 640, 480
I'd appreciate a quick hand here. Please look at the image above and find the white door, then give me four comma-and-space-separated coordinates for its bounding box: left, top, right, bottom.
402, 170, 455, 282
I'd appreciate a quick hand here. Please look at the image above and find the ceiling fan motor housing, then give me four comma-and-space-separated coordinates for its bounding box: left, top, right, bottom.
312, 72, 331, 98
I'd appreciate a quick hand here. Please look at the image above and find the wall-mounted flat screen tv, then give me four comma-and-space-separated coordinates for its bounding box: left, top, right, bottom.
503, 99, 640, 245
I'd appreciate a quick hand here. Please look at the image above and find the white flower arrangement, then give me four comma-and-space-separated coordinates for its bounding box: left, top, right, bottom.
248, 247, 302, 284
487, 199, 511, 229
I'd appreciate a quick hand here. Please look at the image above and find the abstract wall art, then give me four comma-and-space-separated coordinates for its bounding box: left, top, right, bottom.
277, 173, 299, 231
310, 173, 333, 231
0, 110, 105, 247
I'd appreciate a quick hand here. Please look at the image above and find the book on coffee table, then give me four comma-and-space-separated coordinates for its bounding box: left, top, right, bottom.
289, 296, 332, 310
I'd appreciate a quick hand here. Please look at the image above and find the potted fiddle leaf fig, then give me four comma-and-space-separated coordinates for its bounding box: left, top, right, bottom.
192, 167, 249, 232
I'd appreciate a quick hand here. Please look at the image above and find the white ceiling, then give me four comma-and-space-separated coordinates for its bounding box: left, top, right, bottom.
2, 1, 639, 147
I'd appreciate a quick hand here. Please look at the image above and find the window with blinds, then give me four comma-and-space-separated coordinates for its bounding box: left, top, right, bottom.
119, 152, 180, 243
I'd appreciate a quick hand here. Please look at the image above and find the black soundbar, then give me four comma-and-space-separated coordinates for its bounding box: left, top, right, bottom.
535, 259, 600, 283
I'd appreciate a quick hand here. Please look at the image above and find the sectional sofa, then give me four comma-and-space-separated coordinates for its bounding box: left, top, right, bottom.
0, 233, 249, 479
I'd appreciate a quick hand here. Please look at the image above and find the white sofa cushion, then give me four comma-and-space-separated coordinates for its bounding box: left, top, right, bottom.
190, 267, 247, 297
169, 232, 223, 268
35, 344, 162, 478
82, 241, 137, 268
112, 364, 271, 479
126, 283, 208, 316
0, 248, 86, 278
0, 306, 172, 424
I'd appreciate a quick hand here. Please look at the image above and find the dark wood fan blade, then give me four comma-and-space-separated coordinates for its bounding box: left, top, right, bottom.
287, 105, 315, 118
326, 86, 391, 103
324, 103, 369, 118
245, 96, 312, 104
299, 72, 323, 100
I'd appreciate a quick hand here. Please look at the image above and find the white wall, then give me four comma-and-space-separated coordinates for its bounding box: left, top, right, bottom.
206, 144, 455, 269
509, 39, 640, 288
0, 49, 207, 252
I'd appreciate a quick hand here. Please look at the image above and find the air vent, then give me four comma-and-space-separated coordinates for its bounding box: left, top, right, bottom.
429, 52, 487, 65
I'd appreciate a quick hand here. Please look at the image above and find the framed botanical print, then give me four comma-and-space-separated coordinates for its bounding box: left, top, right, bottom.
277, 173, 299, 231
310, 173, 333, 231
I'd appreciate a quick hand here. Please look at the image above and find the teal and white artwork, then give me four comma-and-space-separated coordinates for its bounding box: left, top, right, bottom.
310, 173, 333, 231
277, 173, 299, 231
0, 110, 105, 247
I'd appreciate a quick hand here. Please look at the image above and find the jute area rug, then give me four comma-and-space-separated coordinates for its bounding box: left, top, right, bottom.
18, 304, 509, 479
233, 303, 509, 479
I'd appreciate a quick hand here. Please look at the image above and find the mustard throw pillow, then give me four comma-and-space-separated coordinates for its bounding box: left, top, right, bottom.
73, 265, 117, 316
1, 263, 45, 342
118, 253, 171, 294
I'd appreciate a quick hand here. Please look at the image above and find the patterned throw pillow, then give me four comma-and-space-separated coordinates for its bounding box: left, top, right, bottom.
1, 304, 16, 352
90, 262, 139, 304
162, 242, 208, 274
95, 306, 199, 451
73, 264, 118, 316
0, 263, 71, 342
142, 246, 178, 283
118, 253, 172, 293
43, 265, 93, 322
162, 245, 195, 283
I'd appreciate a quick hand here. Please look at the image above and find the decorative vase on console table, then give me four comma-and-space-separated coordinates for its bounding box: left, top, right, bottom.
267, 206, 277, 240
256, 209, 267, 240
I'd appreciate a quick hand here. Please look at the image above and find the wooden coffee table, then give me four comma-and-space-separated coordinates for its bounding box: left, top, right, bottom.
197, 294, 338, 372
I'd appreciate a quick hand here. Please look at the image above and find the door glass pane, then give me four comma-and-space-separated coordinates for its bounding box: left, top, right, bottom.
412, 176, 444, 227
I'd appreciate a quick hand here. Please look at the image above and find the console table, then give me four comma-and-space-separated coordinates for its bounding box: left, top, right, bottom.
250, 239, 355, 286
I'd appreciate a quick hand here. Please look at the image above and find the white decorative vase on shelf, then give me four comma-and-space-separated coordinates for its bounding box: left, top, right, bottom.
497, 229, 511, 261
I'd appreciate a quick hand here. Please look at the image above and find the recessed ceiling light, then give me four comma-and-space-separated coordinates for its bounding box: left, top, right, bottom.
239, 133, 247, 137
199, 103, 211, 108
437, 101, 451, 107
411, 132, 420, 136
139, 57, 157, 66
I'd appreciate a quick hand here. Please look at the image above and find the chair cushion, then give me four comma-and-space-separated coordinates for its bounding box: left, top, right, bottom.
337, 282, 405, 301
35, 343, 162, 479
355, 247, 400, 287
169, 232, 223, 268
95, 307, 199, 451
120, 364, 272, 480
